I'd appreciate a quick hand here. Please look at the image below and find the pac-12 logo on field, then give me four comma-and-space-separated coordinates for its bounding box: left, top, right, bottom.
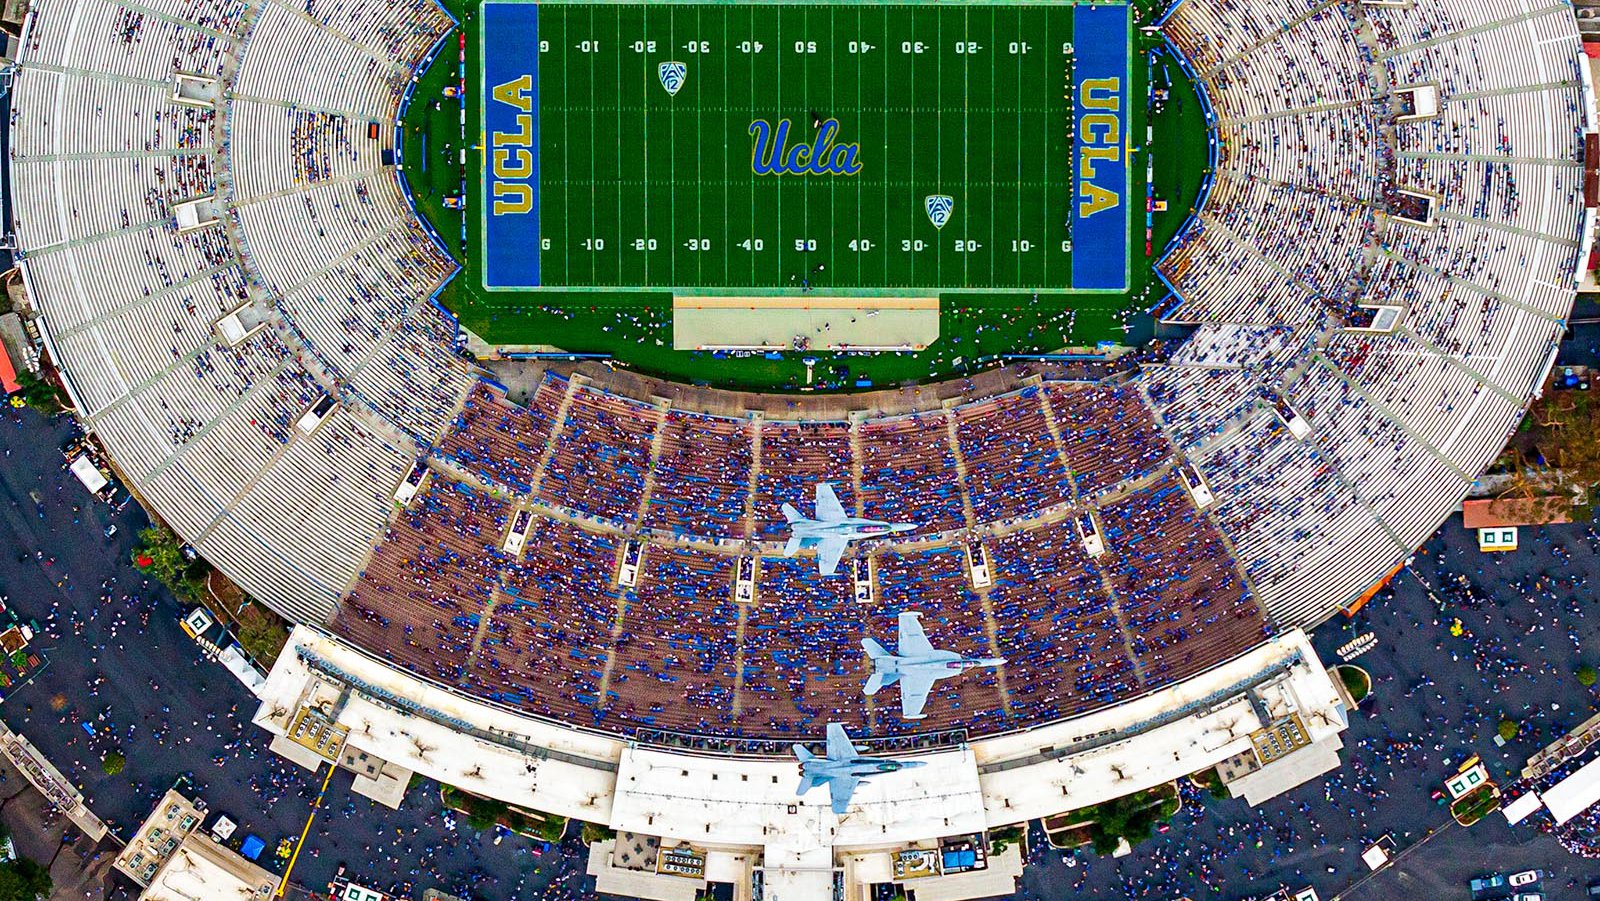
925, 195, 955, 230
658, 61, 687, 96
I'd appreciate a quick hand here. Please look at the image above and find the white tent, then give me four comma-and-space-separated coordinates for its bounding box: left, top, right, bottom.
1541, 755, 1600, 825
69, 456, 107, 494
1501, 792, 1543, 825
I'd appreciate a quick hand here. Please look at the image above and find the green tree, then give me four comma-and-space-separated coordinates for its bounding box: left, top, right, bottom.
131, 527, 208, 605
1195, 768, 1230, 800
1499, 719, 1520, 741
465, 806, 498, 832
0, 857, 52, 901
101, 751, 125, 776
235, 612, 289, 666
1579, 665, 1598, 688
1084, 788, 1177, 855
988, 824, 1024, 856
9, 371, 64, 416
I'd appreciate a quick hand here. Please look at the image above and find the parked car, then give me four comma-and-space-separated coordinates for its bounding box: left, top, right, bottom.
1509, 871, 1543, 888
1510, 893, 1543, 901
1472, 874, 1508, 896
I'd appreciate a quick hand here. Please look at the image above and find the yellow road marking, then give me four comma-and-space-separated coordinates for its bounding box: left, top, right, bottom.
276, 763, 335, 897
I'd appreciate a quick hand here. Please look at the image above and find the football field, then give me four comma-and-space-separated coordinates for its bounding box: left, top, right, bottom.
482, 0, 1132, 294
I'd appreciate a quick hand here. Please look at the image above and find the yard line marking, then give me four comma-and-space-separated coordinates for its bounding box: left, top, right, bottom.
882, 5, 889, 288
723, 11, 729, 286
1042, 4, 1051, 288
963, 5, 971, 287
616, 8, 624, 286
857, 4, 864, 288
589, 8, 598, 284
832, 1, 844, 288
563, 10, 571, 285
669, 5, 677, 282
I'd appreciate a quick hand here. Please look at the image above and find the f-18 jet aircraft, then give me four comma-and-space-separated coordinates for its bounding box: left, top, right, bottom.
780, 482, 916, 576
862, 611, 1006, 719
793, 722, 925, 814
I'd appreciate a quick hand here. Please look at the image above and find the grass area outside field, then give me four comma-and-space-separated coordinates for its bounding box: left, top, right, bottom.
398, 0, 1211, 390
1337, 664, 1371, 703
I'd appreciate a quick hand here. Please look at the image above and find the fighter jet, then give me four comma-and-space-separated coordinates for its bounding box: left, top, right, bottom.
781, 482, 916, 576
862, 611, 1006, 719
793, 722, 926, 815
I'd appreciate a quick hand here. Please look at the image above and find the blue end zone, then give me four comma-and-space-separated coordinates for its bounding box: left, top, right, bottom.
483, 2, 540, 288
1071, 3, 1130, 292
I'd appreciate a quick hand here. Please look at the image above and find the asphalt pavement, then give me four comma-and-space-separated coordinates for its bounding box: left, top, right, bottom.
0, 408, 577, 901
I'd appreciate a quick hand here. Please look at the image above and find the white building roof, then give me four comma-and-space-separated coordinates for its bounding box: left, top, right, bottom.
609, 744, 986, 859
902, 843, 1023, 901
1541, 754, 1600, 825
255, 626, 1347, 890
1227, 735, 1344, 806
976, 630, 1343, 824
139, 835, 275, 901
253, 629, 623, 823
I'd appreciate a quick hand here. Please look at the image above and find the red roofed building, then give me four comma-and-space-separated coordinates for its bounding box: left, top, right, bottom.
0, 337, 19, 395
1462, 497, 1572, 551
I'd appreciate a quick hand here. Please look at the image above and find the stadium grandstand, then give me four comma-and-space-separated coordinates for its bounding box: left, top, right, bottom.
3, 0, 1592, 894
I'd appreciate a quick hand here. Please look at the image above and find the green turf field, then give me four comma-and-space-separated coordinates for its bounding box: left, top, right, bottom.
399, 0, 1211, 390
502, 2, 1081, 293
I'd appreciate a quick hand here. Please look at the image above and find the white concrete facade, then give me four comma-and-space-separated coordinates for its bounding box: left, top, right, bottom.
253, 626, 1347, 900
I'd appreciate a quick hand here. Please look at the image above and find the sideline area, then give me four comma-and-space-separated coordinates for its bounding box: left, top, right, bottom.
672, 296, 940, 351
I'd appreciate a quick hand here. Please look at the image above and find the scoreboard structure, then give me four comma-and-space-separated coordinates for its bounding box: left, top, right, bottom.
481, 0, 1131, 294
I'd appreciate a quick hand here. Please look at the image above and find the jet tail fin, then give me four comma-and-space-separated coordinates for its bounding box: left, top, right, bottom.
783, 535, 803, 557
861, 638, 889, 661
781, 503, 804, 524
793, 743, 817, 797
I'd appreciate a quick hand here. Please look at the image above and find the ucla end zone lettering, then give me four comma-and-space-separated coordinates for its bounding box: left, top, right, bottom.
1070, 3, 1130, 292
483, 2, 541, 288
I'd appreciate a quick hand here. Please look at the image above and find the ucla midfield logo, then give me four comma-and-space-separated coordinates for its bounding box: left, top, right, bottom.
749, 118, 862, 176
658, 61, 687, 96
925, 195, 955, 230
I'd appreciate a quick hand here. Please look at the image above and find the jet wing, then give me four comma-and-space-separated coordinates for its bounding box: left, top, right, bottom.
815, 482, 848, 522
816, 536, 847, 576
826, 722, 856, 759
897, 611, 936, 657
899, 671, 935, 719
827, 773, 859, 815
